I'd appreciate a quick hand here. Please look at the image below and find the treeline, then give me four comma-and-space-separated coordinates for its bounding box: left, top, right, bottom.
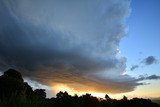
0, 69, 160, 107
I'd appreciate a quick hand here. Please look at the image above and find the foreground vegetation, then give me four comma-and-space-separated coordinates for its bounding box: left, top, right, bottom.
0, 69, 160, 107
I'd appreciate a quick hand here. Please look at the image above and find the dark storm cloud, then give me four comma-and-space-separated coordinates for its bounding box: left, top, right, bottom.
0, 0, 145, 94
143, 56, 157, 65
0, 3, 115, 73
0, 0, 121, 73
130, 65, 139, 71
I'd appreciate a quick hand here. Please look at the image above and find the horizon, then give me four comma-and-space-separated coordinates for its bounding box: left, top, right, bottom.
0, 0, 160, 100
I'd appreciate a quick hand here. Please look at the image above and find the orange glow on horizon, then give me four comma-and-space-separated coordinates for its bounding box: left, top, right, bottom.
51, 83, 106, 98
51, 83, 129, 99
51, 80, 160, 99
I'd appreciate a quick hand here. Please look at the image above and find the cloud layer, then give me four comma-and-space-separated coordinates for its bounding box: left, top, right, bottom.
0, 0, 148, 94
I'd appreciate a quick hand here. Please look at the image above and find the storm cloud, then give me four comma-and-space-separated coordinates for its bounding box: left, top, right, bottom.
0, 0, 146, 94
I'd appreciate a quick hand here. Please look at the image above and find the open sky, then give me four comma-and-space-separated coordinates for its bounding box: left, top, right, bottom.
0, 0, 160, 99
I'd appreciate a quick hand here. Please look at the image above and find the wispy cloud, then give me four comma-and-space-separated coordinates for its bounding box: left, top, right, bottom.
130, 65, 139, 71
137, 74, 160, 81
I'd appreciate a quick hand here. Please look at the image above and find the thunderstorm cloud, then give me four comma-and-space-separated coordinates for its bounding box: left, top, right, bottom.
0, 0, 149, 94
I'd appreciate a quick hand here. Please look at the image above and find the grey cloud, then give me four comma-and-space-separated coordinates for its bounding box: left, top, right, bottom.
130, 56, 158, 71
31, 67, 142, 93
137, 74, 160, 81
146, 75, 160, 80
143, 56, 157, 65
130, 65, 139, 71
0, 0, 137, 94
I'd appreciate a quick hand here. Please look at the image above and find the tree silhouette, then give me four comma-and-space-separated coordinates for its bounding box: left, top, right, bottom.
24, 82, 34, 100
0, 69, 160, 107
3, 69, 24, 82
0, 69, 24, 100
34, 89, 46, 100
123, 96, 128, 101
105, 94, 112, 102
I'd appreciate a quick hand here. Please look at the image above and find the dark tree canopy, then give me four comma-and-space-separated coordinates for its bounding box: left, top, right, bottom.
24, 82, 34, 99
3, 69, 24, 82
105, 94, 111, 100
34, 89, 46, 99
0, 69, 25, 99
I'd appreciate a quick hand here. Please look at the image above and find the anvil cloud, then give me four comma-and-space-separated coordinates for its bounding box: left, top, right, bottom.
0, 0, 144, 94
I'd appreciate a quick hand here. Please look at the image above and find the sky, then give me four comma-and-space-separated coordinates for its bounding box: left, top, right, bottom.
119, 0, 160, 99
0, 0, 160, 99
